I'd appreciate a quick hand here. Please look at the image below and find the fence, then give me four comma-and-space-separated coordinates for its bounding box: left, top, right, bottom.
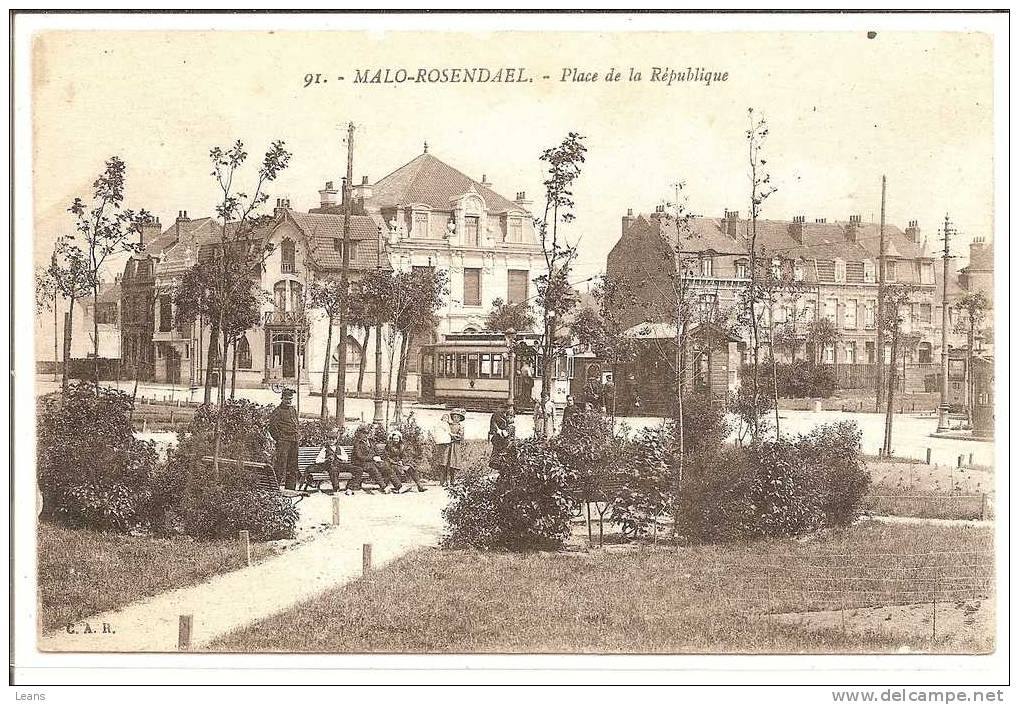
725, 547, 995, 642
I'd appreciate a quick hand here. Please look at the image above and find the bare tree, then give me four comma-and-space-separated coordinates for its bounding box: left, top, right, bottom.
309, 278, 345, 420
68, 156, 150, 387
534, 133, 587, 407
880, 283, 916, 456
49, 234, 92, 391
954, 291, 990, 427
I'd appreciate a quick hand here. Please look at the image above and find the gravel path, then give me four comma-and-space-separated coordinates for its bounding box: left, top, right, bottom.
38, 490, 448, 652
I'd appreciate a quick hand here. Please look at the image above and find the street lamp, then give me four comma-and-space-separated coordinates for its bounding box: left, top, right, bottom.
504, 327, 516, 409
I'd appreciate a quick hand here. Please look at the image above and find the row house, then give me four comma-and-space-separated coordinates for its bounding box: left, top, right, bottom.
606, 208, 943, 397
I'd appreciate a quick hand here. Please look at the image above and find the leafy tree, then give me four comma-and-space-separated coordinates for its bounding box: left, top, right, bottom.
48, 234, 92, 391
806, 316, 840, 368
308, 278, 346, 420
358, 267, 397, 424
346, 281, 374, 396
68, 157, 151, 386
392, 268, 449, 420
534, 133, 587, 408
35, 251, 63, 381
486, 297, 536, 333
954, 291, 990, 427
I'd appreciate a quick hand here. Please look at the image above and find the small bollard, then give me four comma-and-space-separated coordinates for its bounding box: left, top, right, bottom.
362, 543, 372, 575
239, 530, 251, 566
331, 496, 341, 525
178, 614, 193, 651
958, 455, 964, 468
969, 453, 974, 466
926, 448, 932, 465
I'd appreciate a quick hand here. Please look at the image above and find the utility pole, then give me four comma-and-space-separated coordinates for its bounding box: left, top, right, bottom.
875, 175, 886, 413
936, 213, 954, 432
334, 122, 354, 431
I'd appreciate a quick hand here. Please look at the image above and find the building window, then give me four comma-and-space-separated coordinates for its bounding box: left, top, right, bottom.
698, 293, 717, 321
158, 295, 172, 332
919, 303, 932, 323
735, 259, 748, 279
863, 260, 876, 283
413, 212, 429, 238
507, 218, 523, 243
274, 280, 304, 313
844, 299, 857, 329
823, 345, 835, 364
281, 238, 296, 273
834, 259, 846, 283
236, 335, 252, 369
96, 303, 118, 325
507, 269, 529, 305
885, 260, 897, 282
824, 297, 837, 322
333, 238, 358, 261
700, 256, 714, 277
918, 342, 932, 364
793, 260, 805, 282
865, 341, 876, 364
463, 268, 482, 307
771, 258, 782, 279
845, 341, 856, 364
864, 300, 876, 329
464, 216, 480, 246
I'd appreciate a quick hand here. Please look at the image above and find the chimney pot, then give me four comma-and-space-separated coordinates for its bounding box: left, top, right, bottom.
362, 175, 368, 185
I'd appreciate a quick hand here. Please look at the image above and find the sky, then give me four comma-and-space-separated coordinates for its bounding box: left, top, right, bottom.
32, 29, 993, 285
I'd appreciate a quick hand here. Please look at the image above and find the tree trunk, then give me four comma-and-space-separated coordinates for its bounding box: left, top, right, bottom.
966, 321, 975, 428
356, 325, 369, 395
372, 323, 384, 424
62, 295, 75, 392
230, 337, 238, 400
53, 295, 59, 383
319, 313, 334, 420
883, 325, 899, 456
394, 330, 412, 421
92, 287, 101, 389
203, 322, 220, 405
769, 320, 781, 439
217, 328, 229, 406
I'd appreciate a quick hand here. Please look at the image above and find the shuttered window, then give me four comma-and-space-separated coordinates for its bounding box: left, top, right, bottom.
507, 269, 528, 305
463, 268, 482, 307
465, 216, 480, 246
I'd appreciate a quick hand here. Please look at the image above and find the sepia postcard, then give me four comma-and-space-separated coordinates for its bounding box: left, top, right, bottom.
9, 9, 1011, 691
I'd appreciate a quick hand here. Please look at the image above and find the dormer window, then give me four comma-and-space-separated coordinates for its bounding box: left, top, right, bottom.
413, 211, 429, 238
281, 238, 296, 273
834, 258, 846, 283
700, 255, 714, 277
507, 217, 523, 243
863, 260, 876, 283
735, 259, 749, 279
793, 260, 805, 282
771, 258, 782, 279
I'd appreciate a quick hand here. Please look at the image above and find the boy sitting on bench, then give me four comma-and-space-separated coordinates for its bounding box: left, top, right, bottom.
345, 424, 401, 495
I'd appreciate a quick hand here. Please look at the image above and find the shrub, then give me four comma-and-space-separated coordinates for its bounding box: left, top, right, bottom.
675, 422, 869, 543
551, 408, 621, 489
443, 439, 577, 551
610, 427, 674, 537
37, 383, 159, 530
178, 486, 299, 541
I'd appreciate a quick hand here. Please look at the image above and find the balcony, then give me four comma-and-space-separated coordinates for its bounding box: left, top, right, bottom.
264, 310, 306, 327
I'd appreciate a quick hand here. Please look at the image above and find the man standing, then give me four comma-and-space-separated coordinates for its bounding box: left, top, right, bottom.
268, 387, 300, 490
561, 394, 578, 431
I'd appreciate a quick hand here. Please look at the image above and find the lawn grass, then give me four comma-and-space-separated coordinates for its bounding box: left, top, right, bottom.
37, 521, 276, 632
209, 521, 993, 654
863, 458, 994, 520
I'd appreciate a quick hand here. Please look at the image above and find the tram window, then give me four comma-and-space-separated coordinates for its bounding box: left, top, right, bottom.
468, 353, 480, 378
423, 355, 434, 374
492, 353, 505, 377
457, 354, 469, 377
480, 353, 492, 377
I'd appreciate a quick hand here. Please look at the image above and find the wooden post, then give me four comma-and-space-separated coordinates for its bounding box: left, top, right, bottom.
586, 501, 593, 548
331, 496, 341, 525
362, 543, 372, 575
980, 493, 986, 521
968, 452, 973, 466
958, 455, 964, 468
239, 530, 251, 566
178, 614, 193, 651
926, 448, 932, 465
932, 575, 937, 642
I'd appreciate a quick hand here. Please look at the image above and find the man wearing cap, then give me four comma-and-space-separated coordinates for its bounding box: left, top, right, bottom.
268, 388, 300, 490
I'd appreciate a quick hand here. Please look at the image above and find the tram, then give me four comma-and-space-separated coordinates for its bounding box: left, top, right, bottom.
419, 331, 574, 410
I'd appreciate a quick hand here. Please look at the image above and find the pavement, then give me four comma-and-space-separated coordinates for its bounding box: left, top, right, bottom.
37, 489, 448, 653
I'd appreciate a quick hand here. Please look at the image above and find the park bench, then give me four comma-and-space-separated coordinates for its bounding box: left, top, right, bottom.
199, 455, 310, 504
297, 445, 384, 493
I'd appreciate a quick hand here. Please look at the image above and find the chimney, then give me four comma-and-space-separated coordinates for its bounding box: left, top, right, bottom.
319, 180, 339, 209
514, 190, 532, 210
274, 198, 289, 219
621, 208, 635, 236
351, 175, 373, 202
815, 217, 826, 224
905, 219, 920, 243
845, 214, 861, 243
789, 215, 805, 244
481, 173, 492, 188
722, 209, 740, 238
138, 215, 162, 249
650, 204, 667, 223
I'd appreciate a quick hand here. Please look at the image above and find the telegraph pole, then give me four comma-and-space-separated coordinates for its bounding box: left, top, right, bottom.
334, 122, 354, 431
875, 175, 886, 413
936, 213, 954, 432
